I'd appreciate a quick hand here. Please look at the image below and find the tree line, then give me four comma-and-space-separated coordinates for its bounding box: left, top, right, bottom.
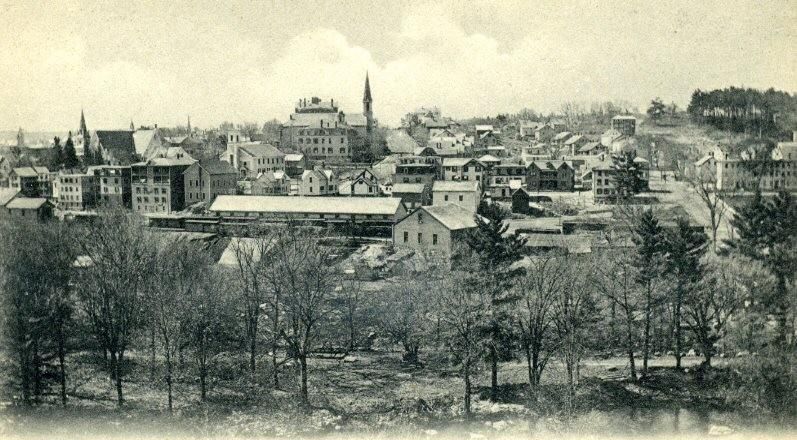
0, 197, 794, 419
687, 87, 797, 138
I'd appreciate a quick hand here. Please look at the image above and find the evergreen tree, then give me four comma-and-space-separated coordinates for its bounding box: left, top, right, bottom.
728, 190, 797, 345
465, 201, 527, 401
63, 133, 80, 170
612, 151, 645, 201
631, 209, 665, 376
664, 217, 708, 367
51, 136, 63, 170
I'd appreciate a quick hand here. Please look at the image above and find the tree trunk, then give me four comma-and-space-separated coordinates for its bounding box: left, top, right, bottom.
32, 339, 41, 403
642, 284, 652, 377
165, 346, 173, 413
58, 326, 67, 406
464, 356, 472, 419
626, 317, 637, 381
19, 339, 30, 405
299, 354, 309, 407
199, 337, 207, 402
490, 345, 498, 402
149, 328, 156, 382
524, 343, 533, 390
675, 292, 683, 368
249, 318, 257, 383
110, 350, 124, 407
272, 301, 280, 388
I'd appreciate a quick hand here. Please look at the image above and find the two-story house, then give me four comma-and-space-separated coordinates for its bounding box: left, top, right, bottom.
183, 159, 238, 206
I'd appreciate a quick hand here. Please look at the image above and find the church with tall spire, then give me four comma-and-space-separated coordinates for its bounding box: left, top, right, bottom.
363, 72, 373, 134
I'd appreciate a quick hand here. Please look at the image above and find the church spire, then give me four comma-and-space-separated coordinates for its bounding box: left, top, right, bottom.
187, 115, 192, 136
363, 71, 372, 104
79, 109, 88, 137
130, 120, 135, 131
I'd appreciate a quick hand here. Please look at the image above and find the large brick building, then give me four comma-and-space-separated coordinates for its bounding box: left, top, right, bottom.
183, 159, 238, 206
131, 157, 195, 214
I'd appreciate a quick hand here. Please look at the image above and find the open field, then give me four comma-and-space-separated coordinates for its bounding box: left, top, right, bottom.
0, 350, 787, 439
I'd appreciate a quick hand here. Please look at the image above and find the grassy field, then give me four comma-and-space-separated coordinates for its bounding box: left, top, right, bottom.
0, 349, 786, 439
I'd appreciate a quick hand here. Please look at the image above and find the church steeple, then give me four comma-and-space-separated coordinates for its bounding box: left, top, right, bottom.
187, 115, 192, 136
363, 72, 372, 108
130, 120, 135, 131
363, 72, 373, 127
79, 109, 88, 137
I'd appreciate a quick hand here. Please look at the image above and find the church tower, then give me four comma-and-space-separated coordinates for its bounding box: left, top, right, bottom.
363, 72, 373, 131
16, 127, 24, 148
79, 109, 91, 158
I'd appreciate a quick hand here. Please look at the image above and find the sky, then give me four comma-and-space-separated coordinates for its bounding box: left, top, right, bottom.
0, 0, 795, 131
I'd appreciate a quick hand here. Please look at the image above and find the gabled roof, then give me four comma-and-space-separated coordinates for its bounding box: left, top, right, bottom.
392, 183, 427, 194
188, 159, 237, 175
0, 188, 18, 206
421, 204, 479, 231
138, 156, 195, 167
239, 143, 284, 158
95, 130, 136, 161
433, 180, 480, 192
564, 135, 584, 145
578, 141, 602, 152
133, 129, 162, 156
13, 166, 39, 177
612, 115, 637, 120
529, 160, 570, 170
442, 157, 479, 167
386, 129, 419, 154
553, 131, 572, 141
478, 154, 501, 163
210, 195, 404, 216
5, 197, 49, 210
475, 125, 494, 132
255, 170, 287, 183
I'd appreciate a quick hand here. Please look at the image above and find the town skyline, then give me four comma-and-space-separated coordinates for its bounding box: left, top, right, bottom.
2, 0, 795, 131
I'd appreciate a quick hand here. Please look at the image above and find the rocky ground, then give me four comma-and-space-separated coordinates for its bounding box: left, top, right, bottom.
0, 350, 788, 439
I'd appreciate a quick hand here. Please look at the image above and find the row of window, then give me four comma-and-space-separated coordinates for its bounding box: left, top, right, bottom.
298, 137, 346, 144
402, 231, 439, 245
135, 196, 168, 204
135, 186, 169, 194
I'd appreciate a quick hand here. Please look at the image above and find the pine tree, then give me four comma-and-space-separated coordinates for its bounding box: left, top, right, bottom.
665, 218, 708, 367
728, 190, 797, 345
51, 137, 63, 170
63, 133, 80, 170
612, 151, 644, 201
465, 201, 527, 401
631, 209, 665, 376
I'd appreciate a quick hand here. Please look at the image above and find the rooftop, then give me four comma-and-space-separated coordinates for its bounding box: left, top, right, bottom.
239, 143, 284, 158
391, 183, 427, 194
191, 159, 237, 175
422, 204, 479, 230
0, 188, 18, 206
433, 180, 480, 192
5, 197, 49, 210
209, 195, 404, 216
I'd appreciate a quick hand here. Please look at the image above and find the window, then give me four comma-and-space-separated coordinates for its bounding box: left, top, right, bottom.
444, 195, 449, 201
432, 234, 438, 245
417, 233, 422, 243
458, 195, 463, 202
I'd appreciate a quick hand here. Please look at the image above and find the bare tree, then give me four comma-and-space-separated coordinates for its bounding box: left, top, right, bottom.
376, 274, 434, 364
435, 260, 490, 419
230, 232, 276, 383
688, 170, 730, 251
684, 254, 743, 367
595, 249, 640, 381
553, 254, 599, 414
76, 209, 156, 406
148, 239, 214, 412
514, 255, 567, 391
273, 226, 340, 406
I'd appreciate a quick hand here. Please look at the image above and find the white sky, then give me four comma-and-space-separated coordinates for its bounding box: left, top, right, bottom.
1, 0, 795, 131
